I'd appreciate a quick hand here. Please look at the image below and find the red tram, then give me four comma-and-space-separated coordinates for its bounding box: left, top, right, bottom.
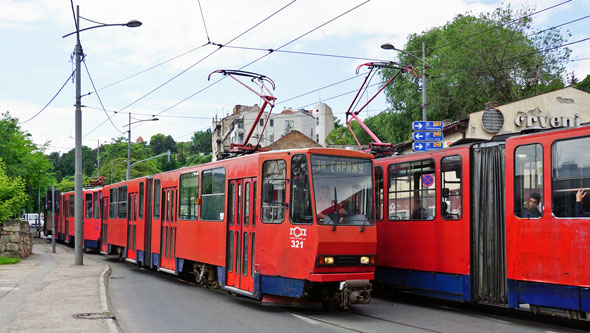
98, 148, 376, 307
374, 125, 590, 319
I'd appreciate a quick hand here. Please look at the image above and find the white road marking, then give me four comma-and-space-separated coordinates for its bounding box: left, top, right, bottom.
291, 313, 320, 325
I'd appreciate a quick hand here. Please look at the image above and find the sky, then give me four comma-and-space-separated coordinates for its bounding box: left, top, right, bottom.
1, 0, 589, 154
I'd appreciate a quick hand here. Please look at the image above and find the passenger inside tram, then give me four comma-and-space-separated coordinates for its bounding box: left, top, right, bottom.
520, 192, 542, 218
575, 189, 590, 217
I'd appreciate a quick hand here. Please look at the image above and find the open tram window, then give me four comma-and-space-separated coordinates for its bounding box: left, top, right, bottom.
139, 182, 144, 219
109, 188, 117, 219
93, 192, 99, 219
201, 167, 226, 221
514, 144, 543, 218
290, 154, 313, 224
388, 159, 436, 221
69, 195, 74, 218
441, 155, 462, 220
118, 186, 127, 219
262, 160, 286, 223
551, 136, 590, 218
180, 171, 199, 220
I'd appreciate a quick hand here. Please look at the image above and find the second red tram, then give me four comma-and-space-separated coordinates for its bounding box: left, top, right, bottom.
375, 125, 590, 319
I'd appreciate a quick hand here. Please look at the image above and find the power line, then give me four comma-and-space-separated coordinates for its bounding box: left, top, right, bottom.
197, 0, 211, 43
218, 44, 388, 62
84, 0, 296, 138
82, 60, 124, 134
277, 72, 367, 105
298, 81, 382, 109
83, 106, 213, 119
19, 70, 75, 125
429, 0, 572, 53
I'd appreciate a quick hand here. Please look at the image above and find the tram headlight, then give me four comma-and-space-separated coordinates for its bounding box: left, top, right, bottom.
318, 256, 335, 265
360, 255, 376, 265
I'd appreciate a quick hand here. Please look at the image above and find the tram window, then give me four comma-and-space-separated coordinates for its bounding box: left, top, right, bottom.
552, 136, 590, 218
245, 182, 250, 226
227, 231, 233, 273
253, 181, 257, 226
139, 182, 144, 219
118, 186, 127, 219
243, 232, 249, 277
290, 154, 312, 224
237, 183, 241, 225
85, 193, 93, 219
388, 159, 436, 221
229, 184, 235, 226
201, 167, 226, 221
93, 192, 99, 219
514, 144, 543, 218
69, 195, 74, 218
153, 179, 161, 219
441, 155, 462, 220
375, 166, 384, 221
109, 188, 117, 219
262, 159, 286, 223
180, 172, 199, 220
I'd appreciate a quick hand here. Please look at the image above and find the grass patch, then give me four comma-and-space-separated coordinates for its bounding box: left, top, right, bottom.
0, 256, 20, 265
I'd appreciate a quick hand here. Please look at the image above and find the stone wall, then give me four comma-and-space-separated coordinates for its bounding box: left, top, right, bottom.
0, 220, 33, 258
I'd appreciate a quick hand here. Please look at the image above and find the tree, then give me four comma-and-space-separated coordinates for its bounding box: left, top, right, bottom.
0, 158, 27, 221
150, 134, 177, 155
190, 129, 213, 154
377, 4, 570, 143
575, 74, 590, 93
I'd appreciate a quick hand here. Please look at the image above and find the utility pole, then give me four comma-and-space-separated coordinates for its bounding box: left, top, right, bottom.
51, 185, 55, 253
97, 139, 100, 177
422, 41, 427, 122
74, 5, 84, 265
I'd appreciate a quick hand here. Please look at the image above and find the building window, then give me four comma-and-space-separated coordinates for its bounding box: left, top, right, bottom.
201, 167, 226, 221
180, 171, 199, 220
270, 119, 274, 127
270, 134, 274, 143
261, 160, 286, 223
316, 117, 319, 125
441, 155, 462, 220
514, 144, 543, 218
388, 159, 436, 220
552, 136, 590, 217
316, 134, 319, 143
259, 119, 264, 126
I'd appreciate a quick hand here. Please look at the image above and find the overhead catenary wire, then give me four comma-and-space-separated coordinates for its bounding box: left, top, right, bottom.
84, 0, 296, 138
197, 0, 211, 43
82, 60, 125, 134
19, 70, 75, 125
217, 44, 388, 62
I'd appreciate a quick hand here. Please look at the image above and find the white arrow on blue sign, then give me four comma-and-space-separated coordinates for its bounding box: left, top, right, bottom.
413, 142, 444, 151
412, 131, 443, 142
412, 121, 443, 131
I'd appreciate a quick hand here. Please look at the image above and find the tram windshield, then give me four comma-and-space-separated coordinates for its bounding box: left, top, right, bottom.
310, 155, 374, 226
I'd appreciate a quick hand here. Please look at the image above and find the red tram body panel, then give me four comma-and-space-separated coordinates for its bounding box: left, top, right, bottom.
375, 125, 590, 319
82, 187, 102, 250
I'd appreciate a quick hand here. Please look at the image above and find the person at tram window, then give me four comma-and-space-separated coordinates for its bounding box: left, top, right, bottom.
412, 199, 427, 219
575, 189, 590, 217
521, 192, 542, 218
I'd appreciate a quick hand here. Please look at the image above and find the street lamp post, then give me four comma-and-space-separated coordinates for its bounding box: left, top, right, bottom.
125, 114, 159, 180
63, 6, 141, 265
381, 42, 430, 122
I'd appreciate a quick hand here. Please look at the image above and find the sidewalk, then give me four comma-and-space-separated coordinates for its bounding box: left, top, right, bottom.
0, 238, 115, 332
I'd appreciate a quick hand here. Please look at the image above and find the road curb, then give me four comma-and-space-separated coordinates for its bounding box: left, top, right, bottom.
100, 265, 119, 333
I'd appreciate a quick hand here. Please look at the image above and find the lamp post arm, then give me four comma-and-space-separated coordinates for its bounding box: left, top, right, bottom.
130, 150, 171, 169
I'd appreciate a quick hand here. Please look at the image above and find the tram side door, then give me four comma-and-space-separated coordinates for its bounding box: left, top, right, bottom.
226, 178, 256, 292
160, 187, 178, 271
127, 192, 138, 261
100, 196, 109, 253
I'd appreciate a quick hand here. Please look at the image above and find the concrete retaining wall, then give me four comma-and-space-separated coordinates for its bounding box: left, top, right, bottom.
0, 220, 33, 258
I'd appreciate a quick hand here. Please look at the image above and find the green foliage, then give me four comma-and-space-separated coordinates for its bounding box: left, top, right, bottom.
150, 133, 177, 155
375, 4, 571, 143
0, 112, 53, 211
185, 154, 212, 166
0, 256, 21, 265
0, 159, 27, 221
575, 74, 590, 93
190, 129, 213, 154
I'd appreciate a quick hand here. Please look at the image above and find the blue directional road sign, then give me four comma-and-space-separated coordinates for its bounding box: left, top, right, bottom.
412, 121, 443, 131
412, 142, 444, 151
412, 131, 443, 142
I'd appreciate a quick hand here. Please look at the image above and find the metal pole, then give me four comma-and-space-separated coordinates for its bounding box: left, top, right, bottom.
127, 112, 131, 180
37, 175, 41, 238
51, 185, 55, 253
422, 41, 427, 122
74, 5, 84, 265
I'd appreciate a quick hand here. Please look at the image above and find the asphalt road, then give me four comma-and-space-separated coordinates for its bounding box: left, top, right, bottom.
92, 253, 590, 333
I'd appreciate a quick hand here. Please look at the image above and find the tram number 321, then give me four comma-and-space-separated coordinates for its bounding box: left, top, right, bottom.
290, 227, 307, 248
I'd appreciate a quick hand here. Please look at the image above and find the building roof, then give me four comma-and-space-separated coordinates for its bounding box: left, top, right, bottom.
263, 130, 321, 150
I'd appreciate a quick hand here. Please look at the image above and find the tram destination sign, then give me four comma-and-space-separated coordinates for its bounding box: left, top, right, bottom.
412, 131, 443, 142
412, 121, 443, 131
412, 142, 444, 152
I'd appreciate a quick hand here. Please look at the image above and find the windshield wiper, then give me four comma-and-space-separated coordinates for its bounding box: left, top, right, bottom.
332, 187, 338, 232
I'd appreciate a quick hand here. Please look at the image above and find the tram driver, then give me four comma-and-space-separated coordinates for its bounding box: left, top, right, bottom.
575, 189, 590, 217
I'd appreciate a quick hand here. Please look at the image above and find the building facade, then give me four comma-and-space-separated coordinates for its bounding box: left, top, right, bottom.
212, 103, 334, 160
